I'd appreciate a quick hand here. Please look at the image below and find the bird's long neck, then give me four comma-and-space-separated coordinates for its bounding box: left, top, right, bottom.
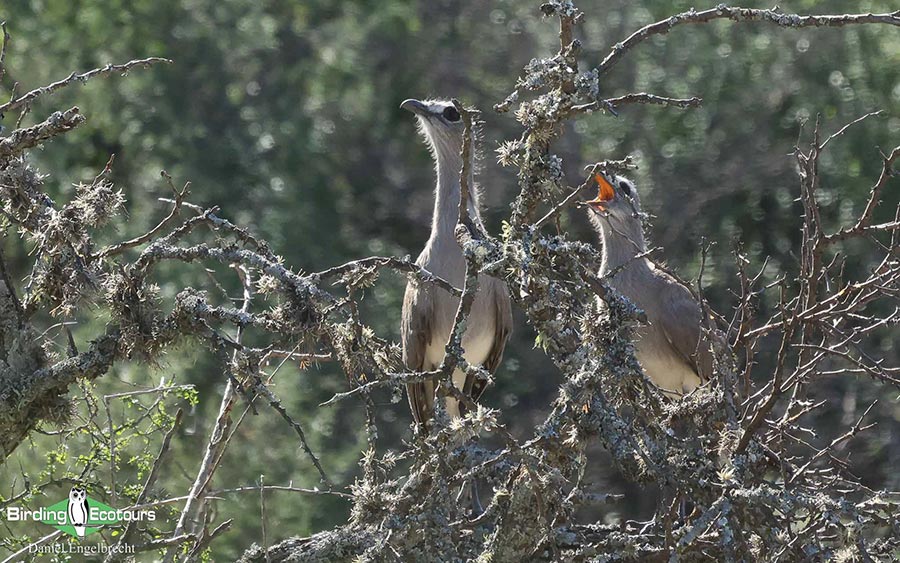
431, 150, 481, 242
598, 215, 651, 278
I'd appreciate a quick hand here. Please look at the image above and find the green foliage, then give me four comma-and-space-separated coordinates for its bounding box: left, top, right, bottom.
1, 0, 898, 560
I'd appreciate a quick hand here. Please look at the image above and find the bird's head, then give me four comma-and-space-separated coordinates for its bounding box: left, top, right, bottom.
585, 173, 642, 224
401, 98, 465, 163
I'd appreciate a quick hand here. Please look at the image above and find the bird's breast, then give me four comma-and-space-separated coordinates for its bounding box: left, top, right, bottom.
423, 282, 498, 368
596, 279, 702, 397
633, 342, 702, 397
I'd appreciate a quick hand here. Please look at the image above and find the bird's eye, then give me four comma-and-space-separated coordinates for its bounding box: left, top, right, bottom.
619, 181, 633, 197
442, 106, 461, 122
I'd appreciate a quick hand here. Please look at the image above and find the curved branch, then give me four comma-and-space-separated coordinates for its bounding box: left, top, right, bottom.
596, 6, 900, 77
0, 57, 171, 115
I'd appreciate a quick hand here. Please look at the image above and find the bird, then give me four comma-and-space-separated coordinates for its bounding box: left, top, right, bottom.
585, 173, 713, 397
399, 98, 512, 429
67, 486, 89, 537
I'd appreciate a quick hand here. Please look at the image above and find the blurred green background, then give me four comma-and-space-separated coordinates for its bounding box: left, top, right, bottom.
1, 0, 898, 560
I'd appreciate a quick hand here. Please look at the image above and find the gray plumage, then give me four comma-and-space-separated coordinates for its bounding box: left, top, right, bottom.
587, 174, 713, 397
400, 98, 512, 427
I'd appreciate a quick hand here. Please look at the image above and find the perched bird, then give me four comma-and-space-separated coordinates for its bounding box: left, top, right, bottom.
399, 98, 512, 428
586, 174, 713, 397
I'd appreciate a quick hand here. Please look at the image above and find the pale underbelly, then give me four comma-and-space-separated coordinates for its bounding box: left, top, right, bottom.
635, 346, 702, 398
424, 323, 495, 418
595, 295, 702, 398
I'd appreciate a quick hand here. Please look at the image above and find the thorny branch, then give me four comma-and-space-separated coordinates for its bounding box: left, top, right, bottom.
0, 57, 171, 116
0, 107, 85, 159
595, 6, 900, 77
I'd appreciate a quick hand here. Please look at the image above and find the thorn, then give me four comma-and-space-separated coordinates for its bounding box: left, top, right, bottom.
64, 324, 78, 358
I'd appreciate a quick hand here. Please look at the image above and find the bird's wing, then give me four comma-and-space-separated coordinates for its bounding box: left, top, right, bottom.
401, 282, 435, 426
464, 280, 513, 402
656, 274, 714, 382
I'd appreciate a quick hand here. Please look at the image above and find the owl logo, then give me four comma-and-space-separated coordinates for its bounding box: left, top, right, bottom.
67, 487, 89, 537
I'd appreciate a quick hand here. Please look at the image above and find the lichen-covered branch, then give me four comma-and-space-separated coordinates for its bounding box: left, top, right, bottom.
595, 6, 900, 77
0, 57, 170, 116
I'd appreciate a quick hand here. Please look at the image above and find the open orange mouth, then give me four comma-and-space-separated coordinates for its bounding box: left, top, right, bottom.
585, 173, 615, 211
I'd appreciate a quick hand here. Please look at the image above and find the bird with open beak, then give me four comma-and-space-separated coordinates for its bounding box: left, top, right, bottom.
399, 98, 513, 430
586, 173, 713, 397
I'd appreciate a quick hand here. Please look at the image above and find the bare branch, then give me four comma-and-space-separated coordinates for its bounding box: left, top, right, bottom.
596, 6, 900, 77
573, 93, 702, 115
0, 57, 171, 116
96, 174, 191, 259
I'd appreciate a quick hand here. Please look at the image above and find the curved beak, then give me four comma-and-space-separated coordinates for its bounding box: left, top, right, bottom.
585, 173, 616, 212
400, 98, 430, 117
